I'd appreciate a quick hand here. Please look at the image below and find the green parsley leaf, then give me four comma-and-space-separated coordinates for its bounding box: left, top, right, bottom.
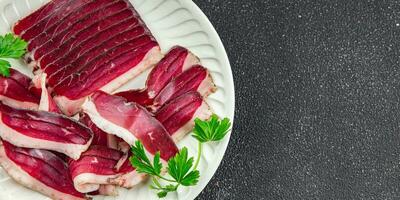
157, 191, 168, 198
192, 114, 231, 143
0, 59, 10, 77
0, 33, 27, 58
130, 141, 161, 176
167, 147, 199, 186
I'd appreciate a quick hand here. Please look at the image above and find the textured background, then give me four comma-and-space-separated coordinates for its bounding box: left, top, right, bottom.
194, 0, 400, 199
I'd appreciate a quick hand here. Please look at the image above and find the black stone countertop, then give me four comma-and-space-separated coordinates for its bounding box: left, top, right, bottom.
193, 0, 400, 199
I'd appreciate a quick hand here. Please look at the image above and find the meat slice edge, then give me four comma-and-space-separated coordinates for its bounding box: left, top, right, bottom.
0, 140, 86, 200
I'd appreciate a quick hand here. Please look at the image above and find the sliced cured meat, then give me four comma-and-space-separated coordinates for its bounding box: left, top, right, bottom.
28, 0, 120, 52
69, 145, 122, 193
21, 0, 92, 42
0, 69, 39, 109
30, 73, 61, 113
115, 46, 200, 106
0, 140, 85, 200
82, 91, 178, 161
151, 65, 216, 112
33, 7, 134, 61
44, 25, 146, 78
13, 0, 69, 35
48, 34, 151, 87
38, 2, 134, 68
54, 43, 162, 116
156, 92, 212, 142
16, 0, 162, 116
0, 103, 93, 159
79, 113, 117, 149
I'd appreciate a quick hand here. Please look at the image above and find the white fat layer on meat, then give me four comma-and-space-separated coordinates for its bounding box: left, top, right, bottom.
0, 95, 39, 110
100, 46, 163, 93
33, 73, 52, 112
73, 173, 121, 193
171, 101, 212, 143
53, 96, 87, 116
108, 170, 147, 188
182, 51, 201, 72
81, 100, 138, 145
197, 71, 217, 98
98, 184, 118, 196
0, 113, 92, 160
0, 141, 85, 200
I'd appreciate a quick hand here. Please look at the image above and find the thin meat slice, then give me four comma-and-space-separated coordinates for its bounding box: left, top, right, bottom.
0, 69, 39, 109
156, 92, 212, 142
30, 73, 61, 113
21, 0, 92, 42
115, 46, 200, 106
0, 103, 93, 159
79, 113, 117, 149
0, 140, 86, 200
151, 65, 216, 112
69, 145, 122, 193
37, 2, 134, 68
79, 114, 143, 189
28, 0, 120, 52
44, 24, 147, 77
82, 91, 178, 161
79, 114, 120, 195
13, 0, 69, 35
53, 42, 162, 116
33, 6, 133, 61
48, 34, 152, 87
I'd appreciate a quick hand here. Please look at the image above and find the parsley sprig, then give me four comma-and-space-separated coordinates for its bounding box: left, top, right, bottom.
0, 33, 27, 77
130, 114, 231, 198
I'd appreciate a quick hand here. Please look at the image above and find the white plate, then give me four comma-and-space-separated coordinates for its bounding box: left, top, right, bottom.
0, 0, 235, 199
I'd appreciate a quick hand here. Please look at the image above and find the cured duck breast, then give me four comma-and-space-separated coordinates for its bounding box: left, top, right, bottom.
150, 65, 216, 112
0, 103, 93, 159
68, 145, 122, 194
0, 69, 39, 109
0, 140, 86, 200
13, 0, 162, 116
155, 92, 212, 142
82, 91, 178, 161
115, 46, 200, 106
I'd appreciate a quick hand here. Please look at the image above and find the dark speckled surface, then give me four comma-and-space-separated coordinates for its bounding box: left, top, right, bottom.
193, 0, 400, 199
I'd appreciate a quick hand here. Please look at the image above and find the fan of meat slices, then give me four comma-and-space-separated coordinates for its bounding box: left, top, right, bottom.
0, 0, 218, 199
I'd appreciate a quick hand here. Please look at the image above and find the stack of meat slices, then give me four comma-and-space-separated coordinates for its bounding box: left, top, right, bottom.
0, 47, 216, 199
0, 0, 218, 199
13, 0, 163, 115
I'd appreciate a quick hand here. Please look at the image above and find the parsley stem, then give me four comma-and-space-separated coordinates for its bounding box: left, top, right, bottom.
193, 141, 202, 170
157, 174, 175, 183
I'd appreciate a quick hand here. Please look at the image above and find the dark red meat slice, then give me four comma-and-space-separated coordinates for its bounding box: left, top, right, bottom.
156, 92, 211, 141
13, 0, 69, 35
0, 103, 93, 159
33, 7, 133, 61
68, 145, 122, 193
44, 24, 146, 77
82, 91, 178, 161
0, 69, 39, 109
28, 0, 120, 51
0, 140, 85, 200
54, 41, 157, 99
151, 65, 216, 112
115, 46, 199, 106
37, 2, 134, 67
48, 33, 151, 87
21, 0, 93, 42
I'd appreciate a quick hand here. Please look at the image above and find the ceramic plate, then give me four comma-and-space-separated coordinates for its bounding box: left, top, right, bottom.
0, 0, 235, 199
